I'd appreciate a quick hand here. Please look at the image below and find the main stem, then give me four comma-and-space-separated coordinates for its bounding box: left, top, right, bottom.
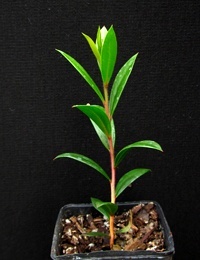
103, 83, 116, 249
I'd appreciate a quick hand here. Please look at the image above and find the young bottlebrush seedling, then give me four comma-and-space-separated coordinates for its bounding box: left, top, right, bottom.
55, 25, 163, 249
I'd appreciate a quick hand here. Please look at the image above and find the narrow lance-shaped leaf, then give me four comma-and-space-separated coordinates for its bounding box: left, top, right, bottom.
56, 49, 104, 102
91, 197, 118, 219
96, 26, 102, 53
54, 153, 110, 181
109, 53, 138, 116
100, 26, 117, 84
99, 26, 108, 44
115, 140, 163, 167
90, 120, 109, 150
83, 232, 109, 237
117, 222, 131, 233
111, 119, 116, 147
115, 168, 151, 198
74, 105, 111, 137
82, 33, 100, 64
90, 118, 116, 151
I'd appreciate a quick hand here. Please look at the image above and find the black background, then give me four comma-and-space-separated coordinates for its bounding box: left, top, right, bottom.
1, 1, 199, 259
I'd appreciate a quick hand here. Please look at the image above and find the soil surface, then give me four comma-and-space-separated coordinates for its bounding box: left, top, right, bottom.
60, 202, 165, 255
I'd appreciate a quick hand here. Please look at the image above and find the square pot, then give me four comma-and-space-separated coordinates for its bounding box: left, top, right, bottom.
51, 201, 174, 259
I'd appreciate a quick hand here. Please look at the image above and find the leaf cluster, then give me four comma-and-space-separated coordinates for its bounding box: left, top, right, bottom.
55, 26, 163, 224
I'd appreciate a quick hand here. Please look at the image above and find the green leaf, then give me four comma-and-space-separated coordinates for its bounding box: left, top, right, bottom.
90, 118, 115, 150
74, 105, 111, 137
82, 33, 100, 64
54, 153, 110, 181
115, 168, 151, 198
100, 26, 117, 84
115, 140, 163, 167
83, 232, 109, 237
90, 119, 109, 150
117, 222, 131, 233
111, 119, 116, 147
56, 49, 104, 102
96, 26, 102, 53
91, 197, 118, 219
109, 53, 138, 116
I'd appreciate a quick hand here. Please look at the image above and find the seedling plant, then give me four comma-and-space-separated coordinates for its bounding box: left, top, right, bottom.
55, 26, 163, 249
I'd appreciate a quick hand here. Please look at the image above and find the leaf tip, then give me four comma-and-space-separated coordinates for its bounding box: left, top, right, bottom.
53, 155, 58, 161
81, 32, 87, 38
55, 49, 62, 54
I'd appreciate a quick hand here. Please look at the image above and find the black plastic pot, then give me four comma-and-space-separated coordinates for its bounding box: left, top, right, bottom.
51, 201, 175, 259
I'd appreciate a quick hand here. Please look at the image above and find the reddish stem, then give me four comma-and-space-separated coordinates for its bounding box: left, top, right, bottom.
103, 83, 116, 249
108, 137, 116, 204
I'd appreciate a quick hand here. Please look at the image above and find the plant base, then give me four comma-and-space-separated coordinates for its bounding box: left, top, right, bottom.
51, 201, 174, 259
